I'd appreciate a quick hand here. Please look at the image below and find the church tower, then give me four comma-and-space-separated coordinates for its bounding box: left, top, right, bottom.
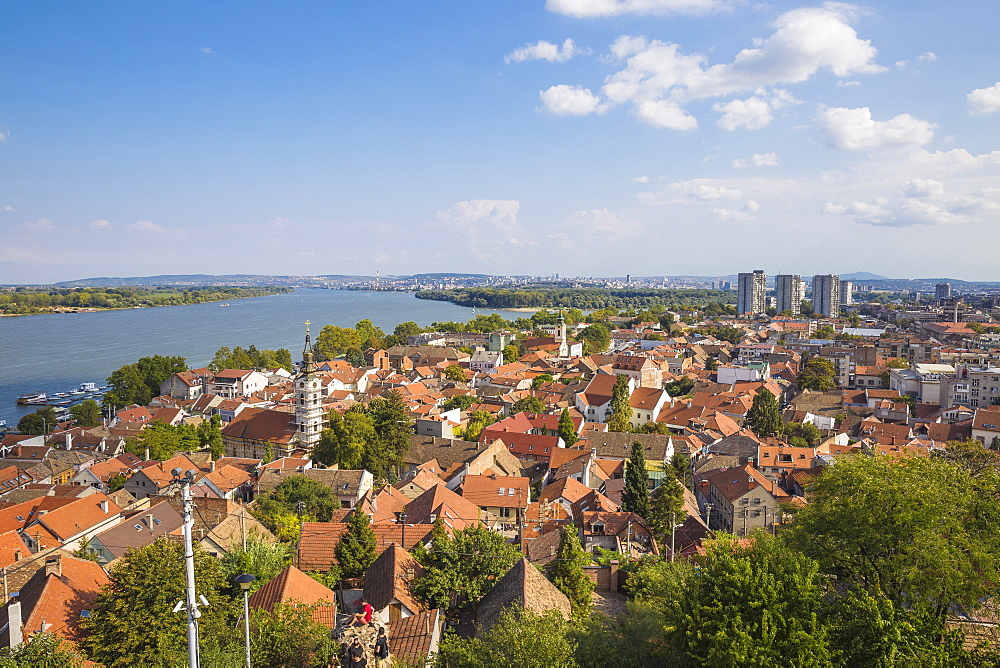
295, 321, 323, 451
557, 310, 569, 358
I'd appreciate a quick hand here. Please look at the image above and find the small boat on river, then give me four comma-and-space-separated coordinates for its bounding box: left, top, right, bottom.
16, 392, 47, 404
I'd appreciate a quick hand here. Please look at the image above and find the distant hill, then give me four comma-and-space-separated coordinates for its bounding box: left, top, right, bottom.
840, 272, 890, 281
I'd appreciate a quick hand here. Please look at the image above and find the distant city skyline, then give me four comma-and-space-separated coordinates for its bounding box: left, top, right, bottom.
3, 1, 1000, 284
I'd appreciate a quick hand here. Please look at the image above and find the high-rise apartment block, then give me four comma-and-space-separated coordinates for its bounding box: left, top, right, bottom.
812, 274, 841, 317
737, 270, 767, 315
936, 283, 952, 301
775, 274, 804, 314
840, 280, 853, 305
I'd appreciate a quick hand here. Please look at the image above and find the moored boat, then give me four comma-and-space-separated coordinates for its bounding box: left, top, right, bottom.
16, 392, 47, 404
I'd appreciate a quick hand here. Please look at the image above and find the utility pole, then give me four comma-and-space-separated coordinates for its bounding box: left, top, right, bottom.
670, 512, 676, 563
172, 468, 202, 668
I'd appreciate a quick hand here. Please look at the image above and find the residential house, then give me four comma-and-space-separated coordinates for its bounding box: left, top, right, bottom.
695, 464, 781, 536
255, 468, 373, 509
208, 369, 269, 398
475, 558, 571, 635
21, 492, 123, 553
386, 609, 445, 668
88, 500, 183, 563
460, 474, 530, 530
249, 565, 337, 628
363, 545, 426, 623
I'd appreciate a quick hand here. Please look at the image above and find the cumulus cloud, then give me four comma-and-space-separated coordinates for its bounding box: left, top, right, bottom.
823, 179, 999, 227
539, 84, 606, 116
633, 176, 651, 183
200, 47, 216, 55
1, 205, 13, 212
539, 4, 884, 128
89, 219, 112, 230
918, 51, 937, 62
568, 207, 638, 236
968, 82, 1000, 115
714, 89, 798, 130
506, 39, 582, 64
836, 80, 861, 87
732, 152, 780, 168
0, 130, 9, 143
818, 106, 935, 150
125, 219, 165, 232
545, 0, 726, 17
710, 200, 760, 220
436, 199, 526, 258
19, 218, 54, 231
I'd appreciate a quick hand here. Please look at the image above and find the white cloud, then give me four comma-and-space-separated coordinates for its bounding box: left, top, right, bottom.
506, 39, 582, 64
710, 200, 759, 220
539, 84, 605, 116
0, 130, 9, 143
836, 80, 861, 87
714, 89, 798, 130
89, 219, 112, 230
918, 51, 937, 62
267, 217, 290, 230
633, 176, 651, 183
818, 106, 936, 150
436, 199, 526, 258
19, 217, 54, 231
968, 82, 1000, 115
200, 47, 216, 55
567, 207, 638, 236
125, 219, 165, 232
545, 0, 726, 18
539, 4, 884, 128
1, 205, 13, 212
732, 152, 780, 168
823, 179, 1000, 227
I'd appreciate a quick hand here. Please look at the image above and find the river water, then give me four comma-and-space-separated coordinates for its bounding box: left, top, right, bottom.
0, 289, 520, 426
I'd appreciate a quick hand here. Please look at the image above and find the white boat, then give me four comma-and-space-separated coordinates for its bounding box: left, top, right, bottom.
80, 382, 98, 392
16, 392, 47, 404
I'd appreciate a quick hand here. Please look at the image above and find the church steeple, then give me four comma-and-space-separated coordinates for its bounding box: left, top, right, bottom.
557, 310, 569, 357
295, 321, 322, 451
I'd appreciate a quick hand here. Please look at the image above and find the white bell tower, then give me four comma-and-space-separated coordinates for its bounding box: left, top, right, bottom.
295, 321, 323, 451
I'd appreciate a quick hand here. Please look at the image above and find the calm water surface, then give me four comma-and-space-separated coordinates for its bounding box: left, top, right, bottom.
0, 289, 520, 425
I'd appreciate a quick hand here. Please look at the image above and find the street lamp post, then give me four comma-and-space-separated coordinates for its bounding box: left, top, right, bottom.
234, 574, 256, 668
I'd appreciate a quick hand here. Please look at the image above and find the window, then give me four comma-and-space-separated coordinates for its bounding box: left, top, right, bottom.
499, 507, 512, 518
498, 489, 505, 496
508, 488, 515, 496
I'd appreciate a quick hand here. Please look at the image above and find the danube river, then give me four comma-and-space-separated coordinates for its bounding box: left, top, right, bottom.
1, 289, 520, 426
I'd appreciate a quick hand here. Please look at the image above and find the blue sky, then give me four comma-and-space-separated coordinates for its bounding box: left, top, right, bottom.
3, 1, 1000, 283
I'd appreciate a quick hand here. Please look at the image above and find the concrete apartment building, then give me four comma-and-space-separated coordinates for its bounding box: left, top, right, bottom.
812, 274, 841, 317
775, 274, 804, 314
737, 270, 767, 315
940, 365, 1000, 409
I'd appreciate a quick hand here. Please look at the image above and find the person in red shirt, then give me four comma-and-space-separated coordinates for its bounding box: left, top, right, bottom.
348, 598, 374, 627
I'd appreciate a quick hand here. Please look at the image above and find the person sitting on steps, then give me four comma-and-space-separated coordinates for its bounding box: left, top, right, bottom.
348, 597, 374, 627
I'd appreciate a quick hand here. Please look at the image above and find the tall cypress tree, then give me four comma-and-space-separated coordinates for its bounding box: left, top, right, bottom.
335, 509, 378, 578
557, 408, 578, 447
546, 524, 594, 613
607, 374, 632, 432
621, 441, 650, 518
745, 388, 782, 438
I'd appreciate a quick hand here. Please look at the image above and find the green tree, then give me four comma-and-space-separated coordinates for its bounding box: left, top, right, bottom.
532, 373, 554, 389
435, 607, 576, 668
394, 321, 422, 339
17, 407, 58, 435
782, 421, 822, 446
502, 343, 523, 363
784, 453, 1000, 621
577, 322, 611, 355
646, 475, 686, 550
355, 318, 385, 350
745, 388, 782, 438
444, 364, 466, 382
670, 452, 691, 487
0, 633, 85, 667
606, 374, 632, 432
251, 603, 337, 668
251, 475, 337, 541
197, 414, 224, 458
462, 410, 495, 441
70, 398, 102, 427
106, 355, 186, 407
798, 357, 837, 391
546, 524, 594, 614
651, 533, 836, 667
511, 395, 546, 414
887, 358, 910, 369
366, 391, 414, 480
557, 408, 578, 447
80, 538, 236, 667
222, 537, 292, 595
621, 441, 649, 517
312, 410, 376, 470
413, 525, 521, 614
314, 325, 360, 360
125, 421, 200, 460
335, 510, 378, 578
442, 394, 477, 413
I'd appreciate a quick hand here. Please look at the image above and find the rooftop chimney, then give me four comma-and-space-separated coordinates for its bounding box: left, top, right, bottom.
99, 500, 109, 514
65, 433, 73, 451
146, 514, 155, 531
44, 556, 62, 579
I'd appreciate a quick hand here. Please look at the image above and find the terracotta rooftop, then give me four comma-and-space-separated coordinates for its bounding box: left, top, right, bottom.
363, 544, 425, 615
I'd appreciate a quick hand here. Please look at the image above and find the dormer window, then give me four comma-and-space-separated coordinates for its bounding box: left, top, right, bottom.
592, 521, 606, 535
